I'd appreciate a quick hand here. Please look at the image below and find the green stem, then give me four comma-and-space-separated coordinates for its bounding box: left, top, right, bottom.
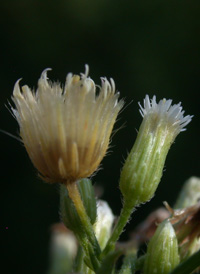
170, 249, 200, 274
102, 201, 134, 256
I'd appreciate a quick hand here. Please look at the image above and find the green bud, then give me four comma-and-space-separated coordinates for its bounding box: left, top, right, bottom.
60, 178, 97, 234
174, 177, 200, 209
144, 220, 180, 274
120, 95, 192, 208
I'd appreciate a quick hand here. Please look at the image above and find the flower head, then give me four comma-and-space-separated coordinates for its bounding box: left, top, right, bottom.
12, 65, 123, 183
120, 95, 192, 208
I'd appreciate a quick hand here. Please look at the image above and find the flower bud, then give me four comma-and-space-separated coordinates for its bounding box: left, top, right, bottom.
144, 220, 180, 274
120, 95, 192, 208
48, 223, 77, 274
94, 200, 115, 249
174, 177, 200, 209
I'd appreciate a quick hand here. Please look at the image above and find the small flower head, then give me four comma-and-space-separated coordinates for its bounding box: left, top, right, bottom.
120, 95, 192, 208
12, 65, 123, 183
94, 200, 115, 249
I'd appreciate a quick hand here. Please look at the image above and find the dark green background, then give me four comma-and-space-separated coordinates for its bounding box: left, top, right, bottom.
1, 1, 199, 273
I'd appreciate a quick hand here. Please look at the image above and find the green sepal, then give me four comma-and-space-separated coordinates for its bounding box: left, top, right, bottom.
60, 183, 83, 234
78, 178, 97, 225
60, 179, 96, 233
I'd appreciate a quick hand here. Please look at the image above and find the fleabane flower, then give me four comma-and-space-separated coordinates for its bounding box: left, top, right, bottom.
120, 95, 193, 208
12, 65, 123, 183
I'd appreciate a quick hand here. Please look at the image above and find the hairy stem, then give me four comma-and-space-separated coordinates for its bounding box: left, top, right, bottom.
102, 201, 135, 256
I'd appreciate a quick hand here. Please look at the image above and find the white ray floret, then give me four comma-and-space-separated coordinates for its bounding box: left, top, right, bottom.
139, 95, 193, 135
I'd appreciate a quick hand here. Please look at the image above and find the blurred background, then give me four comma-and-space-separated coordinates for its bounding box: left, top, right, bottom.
1, 0, 200, 273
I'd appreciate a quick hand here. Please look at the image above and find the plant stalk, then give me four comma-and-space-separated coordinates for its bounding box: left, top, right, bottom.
102, 201, 135, 256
